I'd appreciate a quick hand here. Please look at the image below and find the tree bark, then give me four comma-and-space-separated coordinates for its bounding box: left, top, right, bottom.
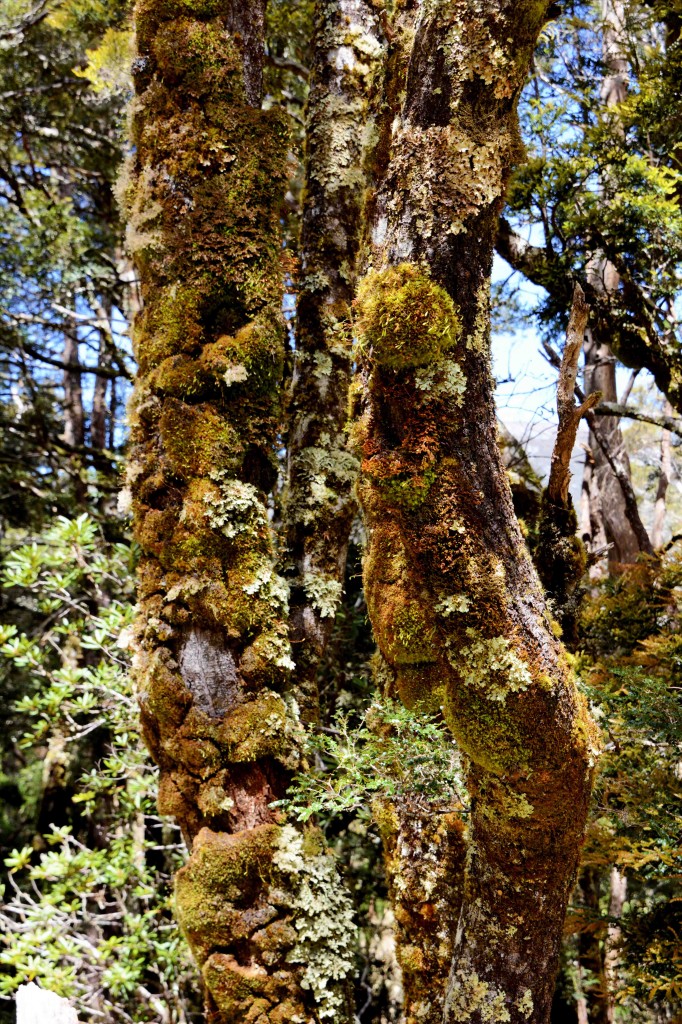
283, 0, 383, 721
124, 3, 354, 1020
351, 3, 599, 1021
652, 402, 673, 548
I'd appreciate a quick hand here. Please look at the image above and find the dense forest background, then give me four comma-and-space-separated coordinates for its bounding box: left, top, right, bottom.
0, 0, 680, 1021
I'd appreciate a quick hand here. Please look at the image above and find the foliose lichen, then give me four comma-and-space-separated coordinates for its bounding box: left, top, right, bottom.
273, 826, 357, 1020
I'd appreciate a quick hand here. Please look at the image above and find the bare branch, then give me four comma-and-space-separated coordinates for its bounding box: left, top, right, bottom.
548, 284, 599, 506
593, 401, 682, 436
264, 52, 310, 81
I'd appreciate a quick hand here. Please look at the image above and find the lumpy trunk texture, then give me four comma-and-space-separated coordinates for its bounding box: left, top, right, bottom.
351, 3, 599, 1022
123, 2, 354, 1020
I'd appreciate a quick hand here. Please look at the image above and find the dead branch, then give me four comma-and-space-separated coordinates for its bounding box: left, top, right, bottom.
548, 283, 600, 506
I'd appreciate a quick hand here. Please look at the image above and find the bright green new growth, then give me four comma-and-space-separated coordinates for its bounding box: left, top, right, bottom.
0, 517, 194, 1018
355, 263, 463, 369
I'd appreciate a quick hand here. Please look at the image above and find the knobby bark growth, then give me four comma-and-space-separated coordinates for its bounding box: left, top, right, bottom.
123, 3, 356, 1020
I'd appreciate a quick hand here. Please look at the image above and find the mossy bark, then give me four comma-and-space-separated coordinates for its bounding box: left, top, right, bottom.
352, 3, 599, 1021
283, 0, 384, 720
375, 792, 466, 1024
124, 3, 354, 1020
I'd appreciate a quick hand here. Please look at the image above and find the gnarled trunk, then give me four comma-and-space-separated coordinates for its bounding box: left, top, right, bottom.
352, 3, 599, 1020
124, 3, 354, 1020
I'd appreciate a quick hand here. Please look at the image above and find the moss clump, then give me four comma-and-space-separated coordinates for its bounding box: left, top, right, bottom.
159, 400, 241, 478
134, 282, 205, 372
174, 824, 281, 961
378, 465, 437, 509
391, 603, 437, 665
355, 263, 463, 369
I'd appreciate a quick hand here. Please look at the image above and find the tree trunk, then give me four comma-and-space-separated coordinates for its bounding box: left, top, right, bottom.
352, 3, 599, 1021
62, 331, 86, 504
652, 402, 673, 548
581, 0, 649, 569
283, 0, 383, 721
124, 3, 354, 1020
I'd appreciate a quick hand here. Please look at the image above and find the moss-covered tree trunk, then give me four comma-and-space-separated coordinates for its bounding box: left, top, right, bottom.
351, 2, 599, 1021
124, 2, 354, 1020
283, 0, 383, 719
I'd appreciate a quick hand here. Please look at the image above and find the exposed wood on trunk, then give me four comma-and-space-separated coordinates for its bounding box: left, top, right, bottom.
536, 284, 597, 646
541, 340, 652, 561
547, 285, 597, 508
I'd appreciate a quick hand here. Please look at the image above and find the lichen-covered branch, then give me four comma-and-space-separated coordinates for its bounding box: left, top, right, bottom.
122, 2, 354, 1019
351, 2, 600, 1021
283, 0, 384, 720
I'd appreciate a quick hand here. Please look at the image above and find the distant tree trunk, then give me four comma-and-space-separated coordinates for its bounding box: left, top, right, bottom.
124, 3, 354, 1020
603, 867, 627, 1023
283, 0, 382, 720
652, 402, 673, 548
91, 316, 111, 452
351, 3, 598, 1021
582, 311, 645, 568
581, 0, 648, 569
62, 331, 86, 504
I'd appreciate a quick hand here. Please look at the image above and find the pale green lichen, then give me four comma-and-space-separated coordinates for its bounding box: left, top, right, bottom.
290, 446, 359, 526
202, 475, 264, 539
302, 573, 344, 619
452, 630, 532, 702
273, 826, 356, 1020
223, 363, 249, 386
414, 358, 467, 404
445, 970, 511, 1023
242, 566, 290, 611
516, 989, 534, 1018
468, 280, 491, 356
435, 593, 471, 616
313, 352, 333, 381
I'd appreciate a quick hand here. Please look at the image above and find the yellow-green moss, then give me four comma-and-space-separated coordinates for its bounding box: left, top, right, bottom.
355, 263, 463, 369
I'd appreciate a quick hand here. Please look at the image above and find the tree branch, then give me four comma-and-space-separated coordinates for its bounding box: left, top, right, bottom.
548, 283, 600, 506
593, 401, 682, 436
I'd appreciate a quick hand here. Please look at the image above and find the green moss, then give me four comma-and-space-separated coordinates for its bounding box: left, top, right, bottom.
152, 17, 244, 97
376, 465, 437, 509
159, 401, 241, 478
135, 282, 204, 372
390, 603, 437, 664
355, 263, 463, 369
221, 690, 301, 766
175, 825, 281, 962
